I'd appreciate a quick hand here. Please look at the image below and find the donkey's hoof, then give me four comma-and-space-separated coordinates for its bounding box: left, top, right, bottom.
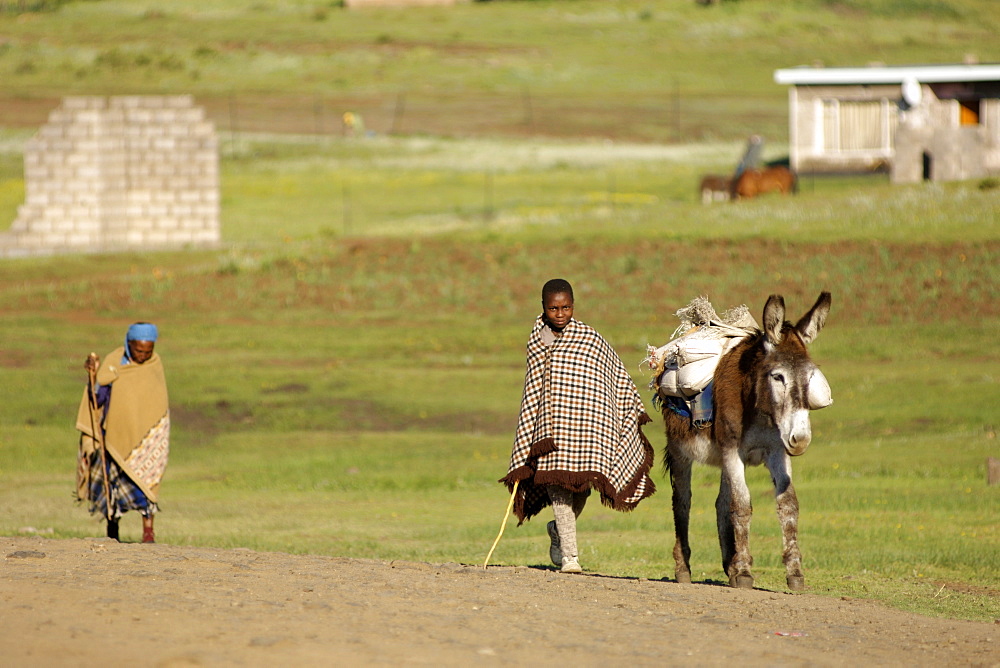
675, 570, 692, 584
729, 573, 754, 589
786, 575, 805, 591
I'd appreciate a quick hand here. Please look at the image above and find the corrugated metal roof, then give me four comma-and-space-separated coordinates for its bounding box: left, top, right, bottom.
774, 64, 1000, 85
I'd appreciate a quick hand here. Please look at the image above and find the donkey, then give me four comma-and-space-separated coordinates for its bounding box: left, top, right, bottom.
661, 292, 831, 591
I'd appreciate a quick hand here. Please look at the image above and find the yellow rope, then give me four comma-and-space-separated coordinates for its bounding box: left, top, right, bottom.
483, 479, 519, 570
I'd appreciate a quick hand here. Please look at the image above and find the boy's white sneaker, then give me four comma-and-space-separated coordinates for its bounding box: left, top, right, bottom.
560, 556, 583, 574
546, 521, 562, 566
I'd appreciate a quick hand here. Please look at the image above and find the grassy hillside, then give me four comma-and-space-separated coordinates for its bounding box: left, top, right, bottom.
0, 0, 998, 141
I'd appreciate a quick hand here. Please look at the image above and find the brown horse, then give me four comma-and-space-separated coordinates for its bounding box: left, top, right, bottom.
661, 292, 831, 591
732, 166, 797, 200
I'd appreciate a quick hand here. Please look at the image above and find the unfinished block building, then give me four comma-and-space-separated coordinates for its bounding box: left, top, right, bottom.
0, 95, 219, 257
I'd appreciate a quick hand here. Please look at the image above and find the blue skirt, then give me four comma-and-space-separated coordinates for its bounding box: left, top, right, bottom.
87, 451, 158, 519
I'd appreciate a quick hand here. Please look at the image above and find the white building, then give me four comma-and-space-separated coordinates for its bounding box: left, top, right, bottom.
774, 63, 1000, 183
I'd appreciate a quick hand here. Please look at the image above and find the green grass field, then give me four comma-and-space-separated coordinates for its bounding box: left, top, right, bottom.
0, 172, 997, 621
0, 0, 998, 624
1, 0, 998, 140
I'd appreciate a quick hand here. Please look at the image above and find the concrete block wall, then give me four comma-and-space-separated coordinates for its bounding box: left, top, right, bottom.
893, 100, 999, 183
1, 96, 219, 257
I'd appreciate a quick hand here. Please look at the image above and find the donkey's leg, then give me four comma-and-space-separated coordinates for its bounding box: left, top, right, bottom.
767, 449, 804, 591
718, 449, 754, 589
666, 448, 693, 583
715, 471, 733, 576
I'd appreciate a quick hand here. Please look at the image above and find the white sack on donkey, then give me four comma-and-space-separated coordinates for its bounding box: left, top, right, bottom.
644, 296, 758, 400
644, 295, 833, 412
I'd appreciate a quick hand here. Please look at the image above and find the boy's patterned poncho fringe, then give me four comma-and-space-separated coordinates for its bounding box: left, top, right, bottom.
501, 316, 656, 524
75, 347, 170, 505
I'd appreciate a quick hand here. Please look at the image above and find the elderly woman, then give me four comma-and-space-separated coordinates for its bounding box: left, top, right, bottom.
76, 322, 170, 543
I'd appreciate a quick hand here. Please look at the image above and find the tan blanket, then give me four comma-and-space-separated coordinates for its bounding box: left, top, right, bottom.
501, 316, 655, 523
75, 347, 170, 502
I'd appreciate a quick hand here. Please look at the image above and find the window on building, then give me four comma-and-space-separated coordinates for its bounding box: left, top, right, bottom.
819, 99, 898, 152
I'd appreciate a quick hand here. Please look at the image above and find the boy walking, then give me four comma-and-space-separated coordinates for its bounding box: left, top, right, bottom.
501, 279, 655, 572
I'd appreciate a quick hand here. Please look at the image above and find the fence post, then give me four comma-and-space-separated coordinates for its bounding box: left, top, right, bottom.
342, 181, 352, 236
391, 91, 406, 135
228, 93, 239, 156
522, 86, 534, 132
314, 94, 324, 136
673, 78, 681, 142
484, 171, 495, 222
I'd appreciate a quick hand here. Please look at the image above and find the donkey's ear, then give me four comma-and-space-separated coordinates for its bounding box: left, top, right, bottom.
795, 292, 831, 345
763, 294, 785, 346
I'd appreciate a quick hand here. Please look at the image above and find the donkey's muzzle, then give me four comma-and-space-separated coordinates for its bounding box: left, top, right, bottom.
785, 435, 811, 457
785, 410, 812, 456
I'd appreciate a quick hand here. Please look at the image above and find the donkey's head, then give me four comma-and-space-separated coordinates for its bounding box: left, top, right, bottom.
757, 292, 832, 456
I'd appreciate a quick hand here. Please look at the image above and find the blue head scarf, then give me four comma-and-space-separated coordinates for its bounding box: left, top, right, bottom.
124, 323, 158, 362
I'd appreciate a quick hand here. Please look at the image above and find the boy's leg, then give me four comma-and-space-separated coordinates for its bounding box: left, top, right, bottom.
546, 489, 588, 565
571, 489, 590, 518
546, 519, 561, 566
547, 486, 583, 572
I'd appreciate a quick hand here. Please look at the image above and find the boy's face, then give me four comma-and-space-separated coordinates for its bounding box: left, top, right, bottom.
542, 291, 574, 331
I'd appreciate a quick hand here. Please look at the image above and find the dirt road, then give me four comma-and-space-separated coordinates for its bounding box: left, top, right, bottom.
1, 537, 995, 666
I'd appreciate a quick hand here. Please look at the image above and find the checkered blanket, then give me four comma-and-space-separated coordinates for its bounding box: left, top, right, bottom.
501, 316, 655, 523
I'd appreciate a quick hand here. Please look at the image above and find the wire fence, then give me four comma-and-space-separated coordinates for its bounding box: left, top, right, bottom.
1, 88, 788, 149
196, 89, 787, 148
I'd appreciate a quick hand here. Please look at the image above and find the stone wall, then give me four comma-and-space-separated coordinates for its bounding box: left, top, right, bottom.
0, 95, 219, 257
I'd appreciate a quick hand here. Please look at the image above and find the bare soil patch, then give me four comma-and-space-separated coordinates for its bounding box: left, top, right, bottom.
2, 537, 995, 667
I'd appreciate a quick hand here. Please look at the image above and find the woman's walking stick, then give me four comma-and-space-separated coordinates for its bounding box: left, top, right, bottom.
86, 353, 113, 522
483, 480, 519, 570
